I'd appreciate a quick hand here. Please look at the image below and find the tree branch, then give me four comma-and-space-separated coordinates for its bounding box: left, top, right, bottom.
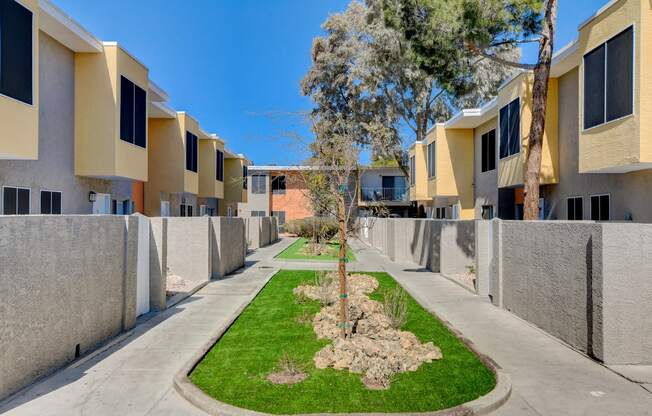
467, 43, 537, 70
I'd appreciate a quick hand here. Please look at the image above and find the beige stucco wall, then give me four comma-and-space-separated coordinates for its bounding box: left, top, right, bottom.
409, 142, 428, 202
145, 117, 184, 216
220, 157, 248, 216
198, 139, 224, 199
0, 0, 39, 160
75, 45, 148, 181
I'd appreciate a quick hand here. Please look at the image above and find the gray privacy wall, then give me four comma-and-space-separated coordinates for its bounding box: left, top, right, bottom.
483, 220, 652, 365
0, 216, 139, 401
358, 218, 475, 276
211, 217, 246, 279
245, 217, 279, 250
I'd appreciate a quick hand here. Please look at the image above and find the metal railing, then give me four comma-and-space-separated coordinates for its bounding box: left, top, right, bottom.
360, 187, 409, 202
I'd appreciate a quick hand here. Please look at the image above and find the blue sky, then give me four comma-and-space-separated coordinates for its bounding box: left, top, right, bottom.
56, 0, 609, 165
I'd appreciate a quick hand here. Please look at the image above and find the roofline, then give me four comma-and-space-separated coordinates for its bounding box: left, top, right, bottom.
102, 42, 149, 71
149, 101, 176, 119
578, 0, 620, 30
39, 0, 103, 52
148, 80, 169, 102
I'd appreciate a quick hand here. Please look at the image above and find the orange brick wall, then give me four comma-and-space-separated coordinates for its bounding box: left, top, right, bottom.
270, 172, 313, 221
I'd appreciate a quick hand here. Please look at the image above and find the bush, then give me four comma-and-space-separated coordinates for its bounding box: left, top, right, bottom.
284, 217, 338, 241
382, 287, 408, 329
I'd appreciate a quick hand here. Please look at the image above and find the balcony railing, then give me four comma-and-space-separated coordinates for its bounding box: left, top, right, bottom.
360, 187, 409, 203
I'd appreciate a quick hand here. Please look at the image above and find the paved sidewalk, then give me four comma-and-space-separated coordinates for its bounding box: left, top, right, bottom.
350, 240, 652, 416
0, 238, 295, 416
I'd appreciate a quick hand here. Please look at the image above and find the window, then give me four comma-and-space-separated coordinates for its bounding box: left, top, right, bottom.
251, 174, 266, 194
584, 26, 633, 129
272, 210, 286, 225
409, 156, 416, 186
180, 204, 193, 217
40, 190, 61, 214
251, 210, 266, 217
216, 150, 224, 181
185, 132, 198, 172
243, 166, 248, 189
427, 142, 436, 178
119, 76, 146, 148
481, 130, 496, 172
590, 194, 610, 221
3, 186, 29, 214
567, 197, 583, 221
481, 205, 494, 220
271, 175, 286, 194
0, 0, 33, 105
499, 98, 520, 159
435, 207, 446, 219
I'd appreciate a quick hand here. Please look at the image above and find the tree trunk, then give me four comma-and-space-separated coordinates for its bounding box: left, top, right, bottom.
337, 192, 348, 338
523, 0, 557, 220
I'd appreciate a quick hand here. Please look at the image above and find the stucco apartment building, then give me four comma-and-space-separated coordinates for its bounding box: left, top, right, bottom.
358, 166, 410, 217
0, 0, 249, 217
411, 0, 652, 222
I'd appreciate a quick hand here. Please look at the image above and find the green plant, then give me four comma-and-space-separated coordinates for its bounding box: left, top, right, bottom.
466, 264, 476, 275
284, 217, 338, 242
382, 286, 407, 329
295, 310, 314, 326
314, 271, 334, 306
294, 291, 311, 305
276, 352, 303, 375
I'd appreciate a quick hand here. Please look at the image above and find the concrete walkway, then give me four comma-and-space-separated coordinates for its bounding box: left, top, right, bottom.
0, 238, 295, 416
3, 237, 652, 416
349, 240, 652, 416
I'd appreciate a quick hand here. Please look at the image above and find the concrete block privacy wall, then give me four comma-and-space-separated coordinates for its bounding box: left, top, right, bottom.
245, 217, 279, 250
211, 217, 246, 279
0, 216, 139, 400
166, 217, 212, 283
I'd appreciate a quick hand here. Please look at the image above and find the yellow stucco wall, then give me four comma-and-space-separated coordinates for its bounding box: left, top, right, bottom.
409, 142, 428, 201
578, 0, 643, 172
0, 0, 39, 160
220, 157, 249, 216
427, 125, 475, 219
145, 117, 184, 216
75, 44, 148, 180
198, 138, 225, 199
179, 113, 200, 195
497, 73, 559, 187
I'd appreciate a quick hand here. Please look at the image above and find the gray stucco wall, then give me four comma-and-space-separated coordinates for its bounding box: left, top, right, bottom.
439, 220, 475, 275
211, 217, 246, 278
246, 174, 270, 215
0, 33, 131, 215
0, 215, 138, 400
165, 218, 211, 282
149, 217, 168, 311
473, 118, 499, 218
245, 216, 278, 250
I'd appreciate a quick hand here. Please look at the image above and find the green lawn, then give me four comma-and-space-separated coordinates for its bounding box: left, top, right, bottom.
190, 270, 496, 414
275, 238, 356, 262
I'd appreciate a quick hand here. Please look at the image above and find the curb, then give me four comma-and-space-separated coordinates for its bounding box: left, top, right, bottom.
173, 270, 512, 416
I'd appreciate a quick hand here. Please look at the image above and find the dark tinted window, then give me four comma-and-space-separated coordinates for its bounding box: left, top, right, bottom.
584, 45, 606, 129
180, 205, 186, 217
52, 191, 61, 214
0, 0, 33, 105
120, 77, 134, 142
427, 142, 436, 177
499, 106, 509, 158
481, 130, 496, 172
499, 99, 520, 158
272, 175, 286, 193
134, 85, 147, 148
3, 187, 16, 215
185, 132, 198, 172
567, 197, 583, 220
216, 150, 224, 181
409, 156, 415, 185
40, 190, 51, 214
606, 27, 633, 122
590, 195, 609, 221
243, 166, 248, 189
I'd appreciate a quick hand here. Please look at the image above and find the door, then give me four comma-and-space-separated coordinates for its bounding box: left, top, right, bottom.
92, 193, 111, 214
381, 176, 394, 200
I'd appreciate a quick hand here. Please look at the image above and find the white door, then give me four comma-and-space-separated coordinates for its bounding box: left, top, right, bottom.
160, 200, 170, 217
92, 193, 111, 214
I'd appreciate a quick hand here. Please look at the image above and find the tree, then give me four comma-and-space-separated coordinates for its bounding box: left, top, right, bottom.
384, 0, 557, 220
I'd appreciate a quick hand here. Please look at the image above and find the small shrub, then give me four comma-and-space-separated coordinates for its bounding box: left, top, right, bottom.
382, 287, 408, 329
466, 264, 476, 275
295, 310, 314, 326
285, 217, 338, 242
276, 352, 303, 375
294, 291, 311, 305
314, 271, 334, 305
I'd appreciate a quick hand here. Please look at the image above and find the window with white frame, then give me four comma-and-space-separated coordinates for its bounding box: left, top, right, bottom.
435, 207, 446, 219
251, 175, 266, 194
590, 194, 610, 221
409, 156, 415, 186
3, 186, 30, 215
567, 196, 583, 221
499, 98, 520, 159
583, 26, 633, 130
427, 142, 436, 178
40, 190, 61, 214
251, 210, 266, 217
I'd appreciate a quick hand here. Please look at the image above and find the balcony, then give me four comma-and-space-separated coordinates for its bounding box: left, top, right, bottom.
360, 187, 409, 204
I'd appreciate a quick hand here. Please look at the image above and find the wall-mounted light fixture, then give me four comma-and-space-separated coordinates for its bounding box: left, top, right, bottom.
88, 191, 97, 203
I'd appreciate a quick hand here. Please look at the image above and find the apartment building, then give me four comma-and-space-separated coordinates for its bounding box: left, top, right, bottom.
411, 0, 652, 222
243, 166, 316, 226
145, 112, 224, 217
219, 149, 250, 217
358, 166, 410, 217
0, 0, 248, 217
0, 0, 154, 215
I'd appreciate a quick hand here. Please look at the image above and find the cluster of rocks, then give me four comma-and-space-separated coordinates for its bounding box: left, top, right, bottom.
293, 272, 442, 389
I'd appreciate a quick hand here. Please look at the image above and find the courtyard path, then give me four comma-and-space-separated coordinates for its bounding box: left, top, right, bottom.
3, 237, 651, 415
